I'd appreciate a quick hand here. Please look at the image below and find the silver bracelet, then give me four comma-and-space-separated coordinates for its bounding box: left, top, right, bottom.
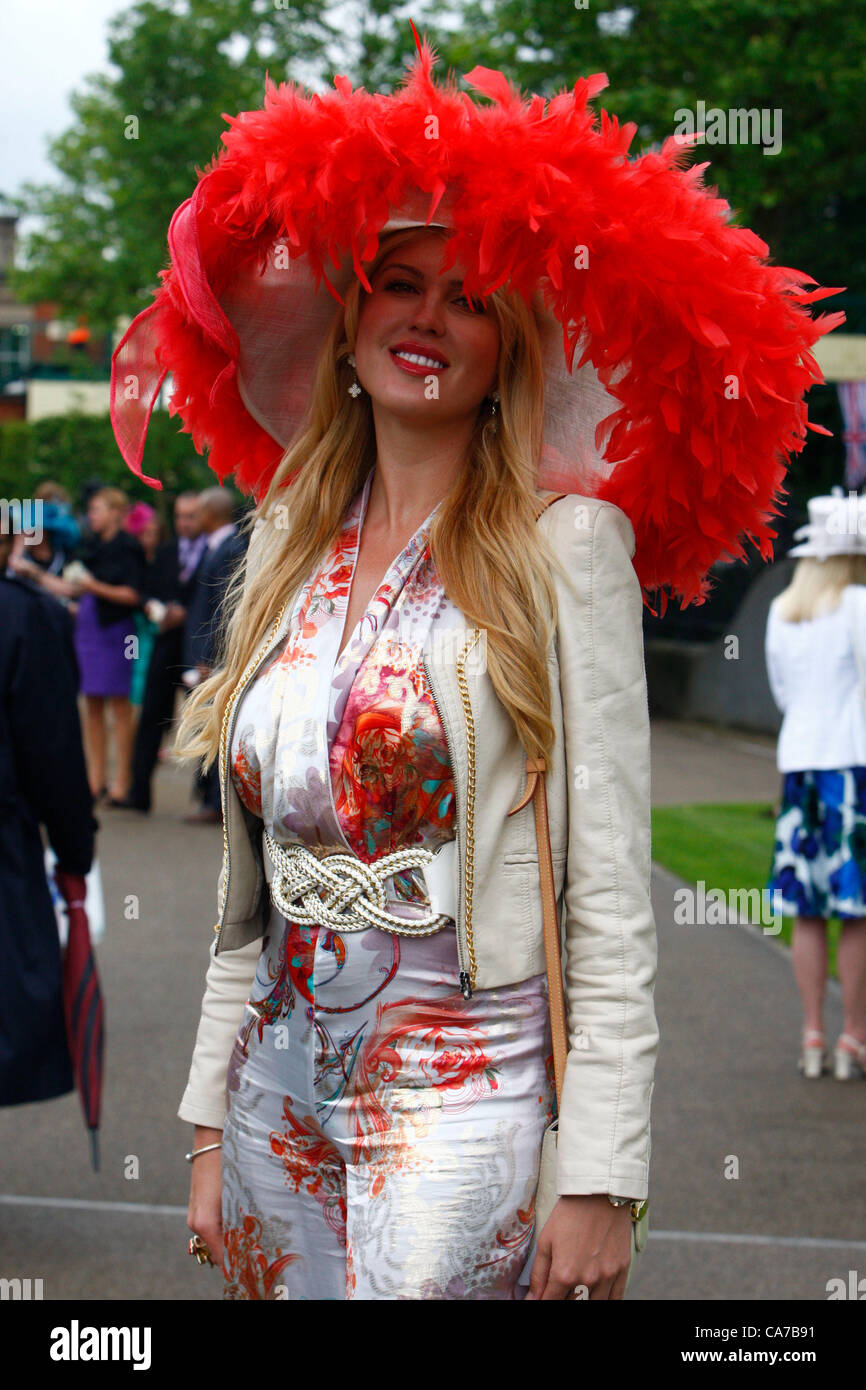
185, 1141, 223, 1163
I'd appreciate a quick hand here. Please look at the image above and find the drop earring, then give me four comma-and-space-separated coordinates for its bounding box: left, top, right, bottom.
347, 353, 362, 398
489, 388, 500, 416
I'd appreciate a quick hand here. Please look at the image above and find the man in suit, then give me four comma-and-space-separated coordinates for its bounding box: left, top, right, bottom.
0, 526, 98, 1107
183, 487, 248, 824
119, 492, 206, 813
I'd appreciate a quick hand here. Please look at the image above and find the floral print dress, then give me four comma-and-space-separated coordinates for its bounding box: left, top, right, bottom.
221, 466, 554, 1300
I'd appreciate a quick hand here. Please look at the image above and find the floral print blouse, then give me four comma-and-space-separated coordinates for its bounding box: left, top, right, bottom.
229, 466, 463, 922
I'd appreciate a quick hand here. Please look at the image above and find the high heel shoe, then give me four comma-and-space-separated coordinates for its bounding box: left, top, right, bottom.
798, 1030, 827, 1079
833, 1033, 866, 1081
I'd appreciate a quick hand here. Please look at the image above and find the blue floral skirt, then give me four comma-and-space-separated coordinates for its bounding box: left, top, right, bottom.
766, 767, 866, 920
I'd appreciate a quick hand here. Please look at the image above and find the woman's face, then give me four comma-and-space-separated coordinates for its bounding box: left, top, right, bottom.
88, 497, 118, 535
140, 518, 160, 554
353, 233, 500, 430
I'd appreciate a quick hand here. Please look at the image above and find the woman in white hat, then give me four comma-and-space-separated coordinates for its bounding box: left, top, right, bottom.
765, 489, 866, 1080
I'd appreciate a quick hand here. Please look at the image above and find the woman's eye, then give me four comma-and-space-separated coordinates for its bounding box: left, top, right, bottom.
383, 279, 483, 312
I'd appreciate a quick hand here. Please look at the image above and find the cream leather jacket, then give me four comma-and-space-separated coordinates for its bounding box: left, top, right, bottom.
178, 493, 659, 1202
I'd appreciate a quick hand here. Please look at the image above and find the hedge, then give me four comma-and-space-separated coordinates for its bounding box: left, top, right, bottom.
0, 382, 845, 528
0, 410, 234, 523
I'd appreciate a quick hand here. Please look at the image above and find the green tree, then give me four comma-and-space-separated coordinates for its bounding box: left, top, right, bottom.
9, 0, 336, 333
0, 410, 241, 519
442, 0, 865, 298
12, 0, 862, 326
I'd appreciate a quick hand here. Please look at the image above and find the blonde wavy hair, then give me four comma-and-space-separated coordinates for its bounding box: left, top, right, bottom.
173, 226, 571, 776
774, 554, 866, 622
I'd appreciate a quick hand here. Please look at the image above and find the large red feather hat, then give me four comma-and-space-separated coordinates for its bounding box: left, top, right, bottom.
110, 25, 844, 614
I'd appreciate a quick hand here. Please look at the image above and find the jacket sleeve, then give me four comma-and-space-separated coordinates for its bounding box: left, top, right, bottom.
764, 602, 788, 713
554, 500, 659, 1200
849, 586, 866, 695
177, 931, 262, 1128
8, 590, 97, 875
177, 521, 267, 1129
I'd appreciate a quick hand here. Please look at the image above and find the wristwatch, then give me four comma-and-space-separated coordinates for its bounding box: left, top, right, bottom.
607, 1195, 634, 1207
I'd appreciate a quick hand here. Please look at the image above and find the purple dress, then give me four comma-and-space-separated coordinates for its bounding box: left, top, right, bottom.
73, 530, 146, 697
74, 591, 135, 697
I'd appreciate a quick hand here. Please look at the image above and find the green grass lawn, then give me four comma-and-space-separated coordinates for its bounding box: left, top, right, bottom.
651, 801, 842, 978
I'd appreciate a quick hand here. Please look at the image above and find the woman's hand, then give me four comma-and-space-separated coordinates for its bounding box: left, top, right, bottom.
525, 1194, 633, 1300
64, 567, 93, 597
8, 552, 42, 580
186, 1126, 225, 1274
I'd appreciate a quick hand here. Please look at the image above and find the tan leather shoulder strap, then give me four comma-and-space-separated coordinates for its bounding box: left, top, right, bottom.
532, 763, 568, 1110
533, 490, 569, 521
507, 755, 567, 1108
507, 492, 570, 1106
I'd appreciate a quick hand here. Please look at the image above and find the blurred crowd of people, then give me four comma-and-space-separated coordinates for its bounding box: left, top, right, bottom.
2, 478, 248, 823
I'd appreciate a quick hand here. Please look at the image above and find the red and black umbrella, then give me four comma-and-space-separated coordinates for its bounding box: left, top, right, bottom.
54, 868, 105, 1171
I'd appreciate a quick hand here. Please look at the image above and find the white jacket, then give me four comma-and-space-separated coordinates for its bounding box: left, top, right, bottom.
178, 493, 659, 1201
766, 584, 866, 771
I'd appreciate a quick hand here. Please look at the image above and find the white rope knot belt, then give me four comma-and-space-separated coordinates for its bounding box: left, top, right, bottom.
263, 828, 457, 937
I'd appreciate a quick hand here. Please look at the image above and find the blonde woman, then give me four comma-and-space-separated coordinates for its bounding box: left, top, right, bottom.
173, 225, 658, 1300
70, 487, 147, 803
765, 492, 866, 1081
108, 35, 834, 1301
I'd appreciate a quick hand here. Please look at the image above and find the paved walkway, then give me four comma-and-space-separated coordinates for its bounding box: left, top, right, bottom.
1, 720, 863, 1301
651, 716, 781, 807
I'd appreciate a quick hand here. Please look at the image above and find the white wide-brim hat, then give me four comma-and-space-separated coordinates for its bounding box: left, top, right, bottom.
787, 488, 866, 559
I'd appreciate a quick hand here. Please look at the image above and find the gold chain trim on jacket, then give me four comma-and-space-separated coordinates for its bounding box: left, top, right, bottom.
455, 627, 482, 991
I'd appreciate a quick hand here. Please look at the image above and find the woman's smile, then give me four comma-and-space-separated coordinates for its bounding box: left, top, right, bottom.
388, 342, 450, 376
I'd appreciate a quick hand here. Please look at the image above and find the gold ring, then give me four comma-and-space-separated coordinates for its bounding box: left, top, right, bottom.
188, 1234, 215, 1266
